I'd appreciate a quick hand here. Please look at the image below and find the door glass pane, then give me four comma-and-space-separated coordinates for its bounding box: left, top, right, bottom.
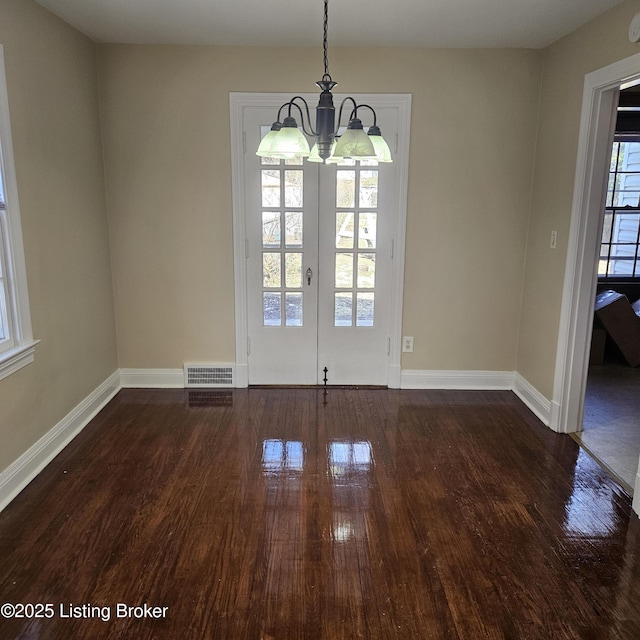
358, 213, 377, 248
356, 293, 374, 326
284, 156, 304, 166
335, 253, 353, 288
336, 171, 355, 208
336, 212, 354, 248
335, 292, 352, 326
262, 212, 281, 247
285, 212, 303, 247
285, 170, 303, 207
357, 253, 376, 288
263, 292, 281, 326
359, 171, 378, 208
262, 170, 280, 207
285, 292, 303, 326
263, 253, 281, 287
285, 253, 303, 287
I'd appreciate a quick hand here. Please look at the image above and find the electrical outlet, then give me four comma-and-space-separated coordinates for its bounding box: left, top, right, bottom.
550, 230, 557, 249
402, 336, 414, 352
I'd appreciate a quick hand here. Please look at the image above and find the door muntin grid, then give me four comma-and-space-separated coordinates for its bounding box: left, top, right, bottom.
333, 163, 379, 327
261, 156, 307, 326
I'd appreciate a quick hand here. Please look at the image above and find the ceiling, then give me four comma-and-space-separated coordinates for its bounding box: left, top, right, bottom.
33, 0, 624, 49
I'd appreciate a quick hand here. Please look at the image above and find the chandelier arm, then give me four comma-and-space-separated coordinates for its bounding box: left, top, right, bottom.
352, 103, 378, 127
276, 102, 293, 122
287, 96, 318, 136
334, 97, 359, 135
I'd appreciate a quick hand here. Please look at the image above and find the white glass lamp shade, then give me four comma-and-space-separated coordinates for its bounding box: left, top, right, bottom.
307, 143, 323, 162
333, 122, 375, 159
324, 140, 345, 164
269, 117, 311, 158
256, 126, 281, 157
369, 133, 393, 163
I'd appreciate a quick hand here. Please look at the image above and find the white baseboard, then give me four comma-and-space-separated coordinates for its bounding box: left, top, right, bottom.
0, 370, 121, 513
119, 368, 184, 388
400, 369, 554, 427
512, 373, 552, 427
400, 369, 514, 390
120, 367, 550, 414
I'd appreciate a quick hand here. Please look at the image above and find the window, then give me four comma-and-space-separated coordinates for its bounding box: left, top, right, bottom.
0, 46, 36, 380
0, 172, 11, 344
599, 140, 640, 279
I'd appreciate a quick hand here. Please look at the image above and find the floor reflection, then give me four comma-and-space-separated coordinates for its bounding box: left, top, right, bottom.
328, 440, 372, 480
564, 449, 628, 540
262, 439, 304, 474
328, 440, 373, 548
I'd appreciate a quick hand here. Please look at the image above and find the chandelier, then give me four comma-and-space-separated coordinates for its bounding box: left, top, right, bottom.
256, 0, 393, 164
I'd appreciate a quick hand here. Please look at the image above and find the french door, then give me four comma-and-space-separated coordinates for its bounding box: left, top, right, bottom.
232, 94, 410, 387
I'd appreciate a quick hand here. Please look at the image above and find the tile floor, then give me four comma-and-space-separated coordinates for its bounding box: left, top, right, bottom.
577, 362, 640, 493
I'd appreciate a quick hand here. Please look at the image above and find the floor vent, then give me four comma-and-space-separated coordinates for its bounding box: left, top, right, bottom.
184, 363, 234, 388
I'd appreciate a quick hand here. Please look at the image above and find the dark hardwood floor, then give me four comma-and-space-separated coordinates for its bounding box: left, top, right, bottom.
0, 388, 639, 639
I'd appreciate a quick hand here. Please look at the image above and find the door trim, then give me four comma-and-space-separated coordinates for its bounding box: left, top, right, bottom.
553, 52, 640, 434
229, 92, 412, 387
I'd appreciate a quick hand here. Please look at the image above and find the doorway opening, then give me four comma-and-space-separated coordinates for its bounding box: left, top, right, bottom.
554, 52, 640, 506
576, 84, 640, 494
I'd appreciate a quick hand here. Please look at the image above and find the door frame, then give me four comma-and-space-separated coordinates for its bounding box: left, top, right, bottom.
553, 52, 640, 436
229, 92, 412, 387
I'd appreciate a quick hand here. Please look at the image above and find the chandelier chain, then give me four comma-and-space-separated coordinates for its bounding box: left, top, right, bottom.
322, 0, 331, 81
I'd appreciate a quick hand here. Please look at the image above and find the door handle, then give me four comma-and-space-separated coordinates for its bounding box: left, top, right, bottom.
306, 267, 313, 286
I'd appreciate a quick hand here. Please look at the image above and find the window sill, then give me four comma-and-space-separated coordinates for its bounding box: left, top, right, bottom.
0, 340, 39, 382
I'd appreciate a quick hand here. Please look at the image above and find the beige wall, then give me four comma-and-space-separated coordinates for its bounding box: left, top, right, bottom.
2, 0, 638, 482
98, 45, 542, 372
517, 0, 640, 399
0, 0, 117, 471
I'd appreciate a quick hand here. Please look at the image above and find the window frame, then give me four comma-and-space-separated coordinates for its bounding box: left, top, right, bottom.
0, 45, 37, 381
598, 137, 640, 281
